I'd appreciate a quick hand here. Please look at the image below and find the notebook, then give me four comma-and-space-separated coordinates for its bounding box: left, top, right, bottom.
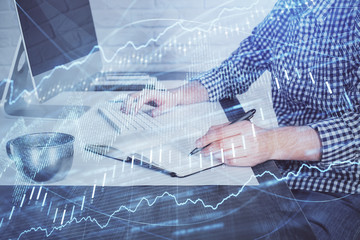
88, 102, 230, 177
85, 143, 223, 178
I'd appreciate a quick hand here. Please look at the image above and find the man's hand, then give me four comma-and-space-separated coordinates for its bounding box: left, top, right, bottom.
121, 89, 179, 117
121, 81, 210, 117
195, 121, 273, 167
196, 122, 322, 167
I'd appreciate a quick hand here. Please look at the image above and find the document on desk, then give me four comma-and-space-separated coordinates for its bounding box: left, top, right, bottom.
0, 95, 258, 186
102, 102, 259, 184
127, 132, 224, 178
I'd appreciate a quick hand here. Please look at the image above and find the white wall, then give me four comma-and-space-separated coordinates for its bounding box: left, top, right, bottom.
0, 0, 20, 79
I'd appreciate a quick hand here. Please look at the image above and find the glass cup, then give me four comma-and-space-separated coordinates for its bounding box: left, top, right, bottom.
6, 132, 74, 182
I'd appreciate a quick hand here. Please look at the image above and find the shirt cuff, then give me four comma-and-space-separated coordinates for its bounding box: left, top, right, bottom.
190, 69, 228, 102
308, 117, 357, 168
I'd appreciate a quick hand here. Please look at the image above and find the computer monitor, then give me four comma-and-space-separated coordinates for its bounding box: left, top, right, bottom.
3, 0, 102, 118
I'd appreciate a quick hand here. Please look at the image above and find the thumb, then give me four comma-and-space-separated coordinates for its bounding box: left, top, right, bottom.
151, 105, 171, 117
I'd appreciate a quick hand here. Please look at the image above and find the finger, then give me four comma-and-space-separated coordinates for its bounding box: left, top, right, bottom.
134, 93, 148, 114
214, 136, 245, 154
224, 148, 246, 159
225, 157, 249, 167
209, 146, 244, 161
201, 141, 222, 156
219, 149, 250, 166
212, 149, 243, 164
132, 90, 156, 114
121, 91, 143, 114
150, 92, 177, 117
213, 151, 224, 162
195, 123, 230, 148
196, 122, 249, 148
120, 95, 130, 113
201, 139, 241, 156
123, 90, 158, 114
121, 95, 136, 114
151, 104, 171, 117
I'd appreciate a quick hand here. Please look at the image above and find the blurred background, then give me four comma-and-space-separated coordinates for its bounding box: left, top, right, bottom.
0, 0, 277, 95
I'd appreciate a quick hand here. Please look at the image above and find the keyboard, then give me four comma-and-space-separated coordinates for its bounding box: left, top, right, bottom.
98, 104, 162, 134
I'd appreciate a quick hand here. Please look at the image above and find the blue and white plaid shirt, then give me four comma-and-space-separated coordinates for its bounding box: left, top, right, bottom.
195, 0, 360, 193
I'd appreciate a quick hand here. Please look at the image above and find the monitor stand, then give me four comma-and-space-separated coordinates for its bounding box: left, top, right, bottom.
3, 38, 89, 119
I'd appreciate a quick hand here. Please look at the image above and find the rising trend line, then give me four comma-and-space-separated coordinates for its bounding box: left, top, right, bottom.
3, 0, 357, 106
2, 1, 264, 106
14, 159, 360, 239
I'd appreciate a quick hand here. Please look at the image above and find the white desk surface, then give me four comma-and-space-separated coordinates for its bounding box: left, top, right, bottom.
0, 80, 276, 187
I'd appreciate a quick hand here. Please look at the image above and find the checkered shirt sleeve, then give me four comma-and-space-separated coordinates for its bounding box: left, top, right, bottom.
194, 0, 293, 102
307, 5, 360, 167
191, 0, 360, 193
308, 112, 360, 168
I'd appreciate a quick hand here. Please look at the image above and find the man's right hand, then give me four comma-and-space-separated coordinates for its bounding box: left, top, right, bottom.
121, 89, 179, 117
121, 81, 210, 117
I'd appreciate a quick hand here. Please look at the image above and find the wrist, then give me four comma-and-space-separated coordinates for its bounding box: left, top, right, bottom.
265, 126, 321, 161
170, 81, 209, 106
168, 88, 181, 106
263, 129, 278, 160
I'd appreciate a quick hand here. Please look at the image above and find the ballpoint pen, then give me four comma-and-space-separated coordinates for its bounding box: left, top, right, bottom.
188, 109, 256, 156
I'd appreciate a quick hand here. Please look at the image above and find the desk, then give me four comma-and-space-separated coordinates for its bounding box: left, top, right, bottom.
0, 86, 316, 239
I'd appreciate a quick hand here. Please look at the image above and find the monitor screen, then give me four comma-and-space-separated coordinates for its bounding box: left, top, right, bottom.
15, 0, 98, 76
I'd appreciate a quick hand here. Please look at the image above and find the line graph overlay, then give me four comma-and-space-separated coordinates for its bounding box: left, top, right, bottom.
4, 159, 358, 239
1, 1, 358, 239
2, 0, 272, 106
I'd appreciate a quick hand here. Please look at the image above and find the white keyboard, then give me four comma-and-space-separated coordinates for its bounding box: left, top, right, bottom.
98, 105, 162, 134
